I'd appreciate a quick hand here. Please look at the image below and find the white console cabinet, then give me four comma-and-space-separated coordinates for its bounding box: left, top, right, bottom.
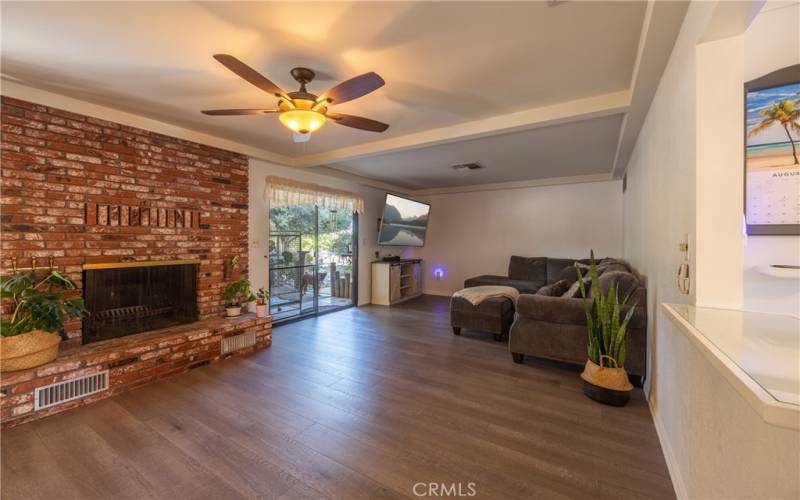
371, 259, 422, 305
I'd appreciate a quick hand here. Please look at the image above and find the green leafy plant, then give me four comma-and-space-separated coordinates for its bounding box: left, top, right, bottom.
223, 279, 251, 307
255, 287, 270, 305
0, 271, 88, 337
575, 252, 636, 367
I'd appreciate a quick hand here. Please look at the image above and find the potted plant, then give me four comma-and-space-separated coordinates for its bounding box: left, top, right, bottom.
0, 270, 88, 372
246, 291, 257, 313
255, 287, 269, 318
576, 252, 637, 406
223, 278, 250, 317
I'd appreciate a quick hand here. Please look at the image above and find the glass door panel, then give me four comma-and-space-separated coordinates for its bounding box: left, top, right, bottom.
317, 207, 355, 314
268, 204, 356, 323
268, 204, 317, 322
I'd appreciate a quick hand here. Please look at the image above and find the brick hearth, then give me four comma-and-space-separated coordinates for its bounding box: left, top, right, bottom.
1, 314, 272, 428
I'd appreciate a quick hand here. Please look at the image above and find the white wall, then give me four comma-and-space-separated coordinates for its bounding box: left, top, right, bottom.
694, 34, 745, 310
248, 160, 390, 306
623, 2, 800, 498
742, 1, 800, 318
411, 180, 623, 296
624, 0, 702, 382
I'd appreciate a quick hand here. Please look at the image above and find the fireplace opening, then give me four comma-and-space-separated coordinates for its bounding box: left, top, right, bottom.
83, 261, 199, 345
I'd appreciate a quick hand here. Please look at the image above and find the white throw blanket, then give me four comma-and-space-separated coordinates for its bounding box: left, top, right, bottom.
452, 285, 520, 306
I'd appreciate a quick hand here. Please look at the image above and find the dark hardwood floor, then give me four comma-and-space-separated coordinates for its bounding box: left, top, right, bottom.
1, 295, 674, 499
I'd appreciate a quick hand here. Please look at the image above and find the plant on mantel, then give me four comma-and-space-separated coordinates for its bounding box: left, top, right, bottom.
223, 279, 251, 317
576, 251, 637, 406
255, 287, 269, 318
0, 270, 88, 371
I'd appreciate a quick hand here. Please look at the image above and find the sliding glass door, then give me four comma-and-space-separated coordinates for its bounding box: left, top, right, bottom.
268, 204, 356, 323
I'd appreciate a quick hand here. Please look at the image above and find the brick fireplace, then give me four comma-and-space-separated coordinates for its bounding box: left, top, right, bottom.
1, 95, 251, 346
0, 96, 271, 427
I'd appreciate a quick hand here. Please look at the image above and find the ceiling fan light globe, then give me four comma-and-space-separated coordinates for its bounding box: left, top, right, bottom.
279, 109, 326, 134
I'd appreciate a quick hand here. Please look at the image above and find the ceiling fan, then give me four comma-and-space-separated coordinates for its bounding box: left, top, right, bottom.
202, 54, 389, 143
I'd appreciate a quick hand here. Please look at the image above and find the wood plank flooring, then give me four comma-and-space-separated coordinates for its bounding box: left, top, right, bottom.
1, 295, 674, 499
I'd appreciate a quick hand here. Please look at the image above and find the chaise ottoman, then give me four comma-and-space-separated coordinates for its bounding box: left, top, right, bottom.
450, 295, 515, 341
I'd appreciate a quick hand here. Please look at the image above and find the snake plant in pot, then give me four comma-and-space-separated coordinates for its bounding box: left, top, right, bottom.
0, 270, 88, 372
576, 252, 637, 406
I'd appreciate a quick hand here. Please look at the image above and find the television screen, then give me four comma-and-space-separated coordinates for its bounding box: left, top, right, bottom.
378, 193, 430, 246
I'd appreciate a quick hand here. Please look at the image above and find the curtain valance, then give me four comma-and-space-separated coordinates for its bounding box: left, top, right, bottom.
266, 176, 365, 214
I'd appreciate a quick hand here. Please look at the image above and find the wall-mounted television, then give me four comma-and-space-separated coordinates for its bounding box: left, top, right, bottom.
378, 193, 430, 247
744, 64, 800, 235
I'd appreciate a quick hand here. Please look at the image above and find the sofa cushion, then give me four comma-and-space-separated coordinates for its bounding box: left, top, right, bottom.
600, 262, 629, 274
599, 257, 632, 272
546, 258, 581, 284
464, 275, 540, 294
536, 280, 571, 297
593, 270, 640, 301
559, 262, 596, 283
558, 264, 578, 284
559, 259, 630, 283
507, 256, 546, 286
562, 277, 591, 298
516, 294, 589, 323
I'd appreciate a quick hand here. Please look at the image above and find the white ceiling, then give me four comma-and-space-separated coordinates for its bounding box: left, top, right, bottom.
0, 1, 688, 191
332, 114, 625, 189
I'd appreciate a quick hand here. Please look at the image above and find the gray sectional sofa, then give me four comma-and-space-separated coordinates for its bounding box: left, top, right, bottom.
462, 256, 647, 384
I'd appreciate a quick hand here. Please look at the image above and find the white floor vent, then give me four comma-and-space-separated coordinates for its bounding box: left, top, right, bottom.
221, 331, 257, 354
35, 370, 109, 410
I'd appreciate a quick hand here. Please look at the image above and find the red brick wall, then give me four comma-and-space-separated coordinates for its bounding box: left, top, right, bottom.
0, 96, 249, 346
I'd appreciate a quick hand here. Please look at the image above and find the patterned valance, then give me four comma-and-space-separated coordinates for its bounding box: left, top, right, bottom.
266, 176, 365, 214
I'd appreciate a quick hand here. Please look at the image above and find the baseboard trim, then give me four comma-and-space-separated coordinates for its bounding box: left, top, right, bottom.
421, 289, 453, 297
648, 398, 689, 499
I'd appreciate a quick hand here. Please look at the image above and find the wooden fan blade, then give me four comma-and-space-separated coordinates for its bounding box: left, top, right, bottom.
327, 112, 389, 132
319, 72, 385, 105
202, 109, 278, 115
213, 54, 287, 98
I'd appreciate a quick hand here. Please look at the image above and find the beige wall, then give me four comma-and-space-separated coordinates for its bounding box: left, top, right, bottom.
410, 180, 624, 296
248, 160, 390, 306
624, 1, 800, 498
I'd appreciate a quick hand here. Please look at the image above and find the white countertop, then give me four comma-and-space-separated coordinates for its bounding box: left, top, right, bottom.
662, 303, 800, 430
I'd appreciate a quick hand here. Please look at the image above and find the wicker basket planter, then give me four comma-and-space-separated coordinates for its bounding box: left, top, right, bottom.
580, 355, 633, 407
0, 330, 61, 372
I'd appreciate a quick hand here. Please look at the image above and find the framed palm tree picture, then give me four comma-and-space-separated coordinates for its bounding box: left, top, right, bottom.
744, 65, 800, 235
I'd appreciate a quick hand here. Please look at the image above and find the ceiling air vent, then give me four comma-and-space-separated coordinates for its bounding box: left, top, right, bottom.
34, 370, 109, 410
451, 162, 483, 172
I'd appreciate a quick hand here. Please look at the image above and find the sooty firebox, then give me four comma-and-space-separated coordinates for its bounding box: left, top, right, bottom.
82, 261, 198, 345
